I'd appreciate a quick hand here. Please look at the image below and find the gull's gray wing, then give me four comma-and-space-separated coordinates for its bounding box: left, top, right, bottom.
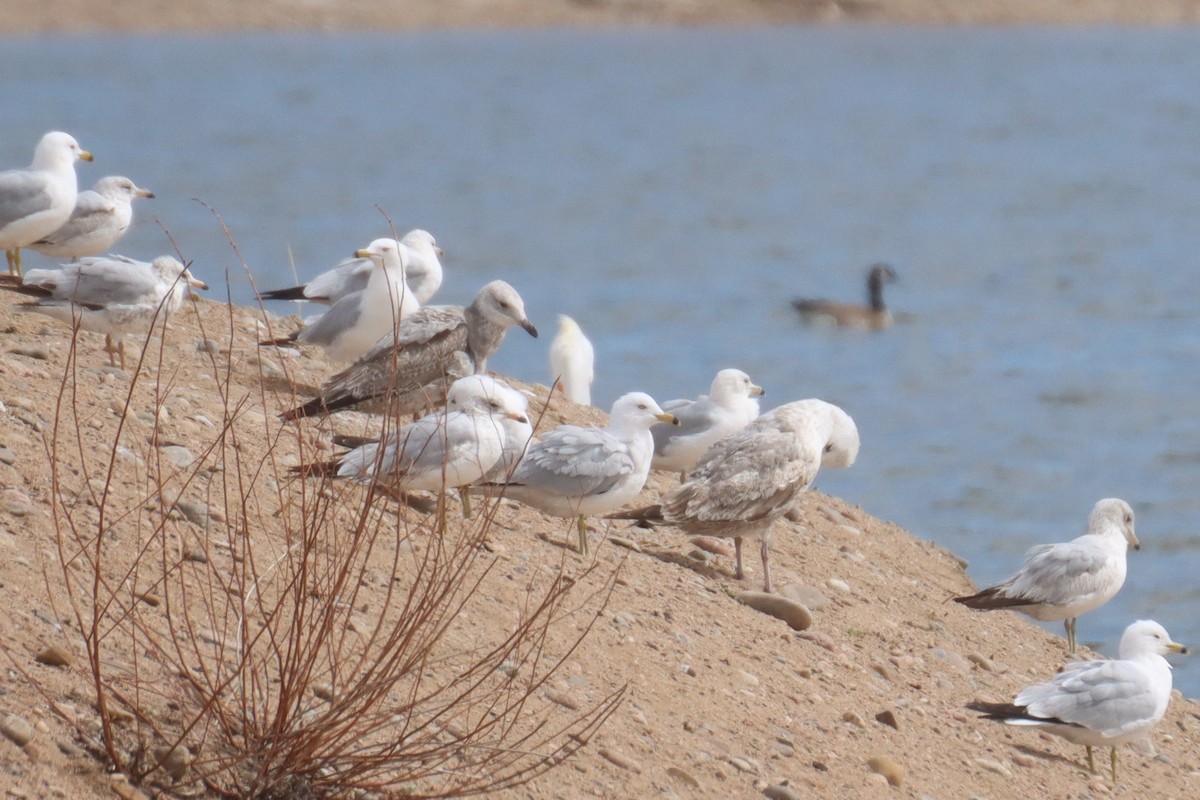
0, 170, 52, 229
25, 257, 159, 307
1015, 659, 1161, 738
295, 290, 365, 347
306, 256, 373, 301
34, 190, 115, 245
509, 426, 634, 499
1000, 540, 1119, 606
652, 397, 721, 453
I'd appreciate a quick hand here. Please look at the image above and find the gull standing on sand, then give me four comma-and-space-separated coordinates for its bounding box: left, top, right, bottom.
1, 254, 207, 368
261, 237, 419, 362
260, 229, 444, 306
300, 375, 529, 523
652, 368, 764, 480
447, 375, 533, 481
548, 314, 594, 405
792, 263, 897, 330
954, 498, 1140, 654
30, 176, 154, 260
280, 280, 538, 421
967, 619, 1187, 783
485, 392, 677, 556
0, 131, 94, 276
611, 399, 859, 593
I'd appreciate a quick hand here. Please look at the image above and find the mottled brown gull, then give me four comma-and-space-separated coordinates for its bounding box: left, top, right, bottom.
280, 280, 537, 421
611, 398, 859, 593
0, 131, 94, 276
260, 228, 444, 306
1, 254, 207, 368
30, 175, 154, 260
651, 368, 764, 480
484, 392, 677, 556
967, 619, 1187, 783
955, 498, 1140, 653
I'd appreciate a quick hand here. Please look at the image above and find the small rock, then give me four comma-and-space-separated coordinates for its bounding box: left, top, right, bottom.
871, 662, 895, 682
1011, 753, 1036, 768
36, 644, 73, 667
666, 765, 700, 788
842, 711, 867, 729
313, 684, 334, 701
9, 345, 50, 361
1, 713, 34, 746
798, 630, 835, 651
159, 445, 195, 469
609, 536, 642, 553
763, 784, 803, 800
737, 591, 813, 631
975, 757, 1012, 777
689, 536, 733, 557
183, 549, 207, 564
727, 756, 756, 773
546, 690, 579, 710
825, 578, 850, 592
175, 500, 211, 528
875, 709, 900, 730
598, 747, 642, 773
152, 745, 193, 782
967, 653, 995, 671
777, 583, 829, 611
0, 446, 16, 465
867, 755, 904, 787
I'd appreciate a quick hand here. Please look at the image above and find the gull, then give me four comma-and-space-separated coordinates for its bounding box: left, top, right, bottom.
954, 498, 1140, 653
485, 392, 677, 556
280, 280, 538, 421
260, 237, 419, 362
29, 175, 154, 260
610, 399, 859, 593
792, 263, 897, 330
297, 375, 529, 524
548, 314, 595, 405
1, 131, 94, 276
967, 619, 1187, 783
1, 254, 207, 368
446, 375, 533, 482
652, 368, 764, 480
260, 228, 444, 306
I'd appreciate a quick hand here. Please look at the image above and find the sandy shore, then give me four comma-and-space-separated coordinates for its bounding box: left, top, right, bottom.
4, 0, 1200, 35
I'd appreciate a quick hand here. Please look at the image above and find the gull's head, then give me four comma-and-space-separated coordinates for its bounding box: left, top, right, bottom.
94, 176, 154, 200
1119, 620, 1188, 659
152, 256, 208, 293
354, 238, 406, 271
710, 368, 765, 403
448, 374, 530, 424
402, 228, 444, 260
820, 402, 860, 469
609, 392, 677, 432
35, 131, 93, 168
1091, 498, 1139, 551
479, 280, 538, 338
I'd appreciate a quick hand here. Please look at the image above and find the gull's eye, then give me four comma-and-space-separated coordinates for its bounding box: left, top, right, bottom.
638, 403, 647, 410
824, 443, 834, 453
1125, 514, 1133, 524
498, 301, 510, 309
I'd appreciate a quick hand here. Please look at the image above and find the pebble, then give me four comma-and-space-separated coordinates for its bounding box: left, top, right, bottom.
871, 662, 895, 682
727, 756, 756, 773
689, 536, 734, 557
598, 747, 642, 773
9, 345, 50, 361
867, 755, 904, 787
797, 631, 835, 651
825, 578, 850, 592
842, 711, 867, 729
1011, 753, 1037, 768
609, 535, 642, 552
666, 765, 700, 788
875, 709, 900, 730
736, 591, 813, 631
0, 446, 15, 465
546, 690, 580, 710
176, 500, 212, 527
967, 653, 995, 671
36, 644, 73, 667
976, 757, 1012, 777
159, 445, 195, 469
778, 583, 829, 611
152, 745, 193, 781
0, 713, 34, 746
763, 784, 803, 800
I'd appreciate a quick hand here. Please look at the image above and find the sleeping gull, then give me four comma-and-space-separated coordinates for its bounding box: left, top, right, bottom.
792, 262, 897, 330
280, 280, 538, 421
611, 398, 859, 592
1, 254, 207, 368
1, 131, 94, 276
967, 619, 1187, 783
446, 374, 533, 482
30, 175, 154, 260
483, 392, 677, 556
260, 237, 419, 362
260, 228, 444, 306
548, 314, 595, 405
297, 375, 529, 524
652, 368, 764, 480
954, 498, 1140, 653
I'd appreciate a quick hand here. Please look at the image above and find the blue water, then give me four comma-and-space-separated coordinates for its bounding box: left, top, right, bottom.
4, 28, 1199, 693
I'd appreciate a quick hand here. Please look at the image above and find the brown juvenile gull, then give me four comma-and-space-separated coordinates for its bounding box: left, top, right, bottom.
483, 392, 677, 556
260, 228, 444, 306
280, 280, 537, 421
0, 131, 94, 276
651, 368, 764, 481
792, 262, 896, 330
1, 254, 207, 368
954, 498, 1140, 654
967, 619, 1187, 783
29, 175, 154, 260
260, 237, 420, 362
610, 398, 859, 593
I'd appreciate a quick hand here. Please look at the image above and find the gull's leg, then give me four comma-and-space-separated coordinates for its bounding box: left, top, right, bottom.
1065, 617, 1077, 654
576, 515, 589, 556
733, 537, 745, 579
118, 338, 127, 371
760, 539, 773, 593
1086, 745, 1095, 774
1110, 747, 1118, 784
458, 486, 473, 519
6, 248, 20, 277
678, 469, 688, 483
104, 335, 117, 367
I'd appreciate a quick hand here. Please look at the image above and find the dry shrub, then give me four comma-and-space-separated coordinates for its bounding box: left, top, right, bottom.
37, 258, 622, 797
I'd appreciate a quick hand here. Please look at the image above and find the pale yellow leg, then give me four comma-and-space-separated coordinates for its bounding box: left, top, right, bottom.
1065, 617, 1078, 653
6, 248, 20, 277
458, 486, 473, 519
576, 515, 589, 556
1086, 745, 1094, 774
1110, 747, 1118, 784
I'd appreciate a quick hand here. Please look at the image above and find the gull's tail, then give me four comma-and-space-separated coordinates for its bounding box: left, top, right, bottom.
605, 504, 664, 523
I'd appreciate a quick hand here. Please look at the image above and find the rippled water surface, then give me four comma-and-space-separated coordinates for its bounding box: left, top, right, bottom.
4, 27, 1200, 692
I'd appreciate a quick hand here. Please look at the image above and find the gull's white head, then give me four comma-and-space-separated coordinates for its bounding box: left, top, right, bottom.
820, 402, 860, 469
448, 375, 529, 424
152, 256, 208, 291
1119, 620, 1188, 659
401, 228, 444, 259
355, 238, 407, 273
609, 392, 677, 433
1089, 497, 1139, 551
34, 131, 93, 168
94, 175, 154, 201
710, 368, 765, 404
